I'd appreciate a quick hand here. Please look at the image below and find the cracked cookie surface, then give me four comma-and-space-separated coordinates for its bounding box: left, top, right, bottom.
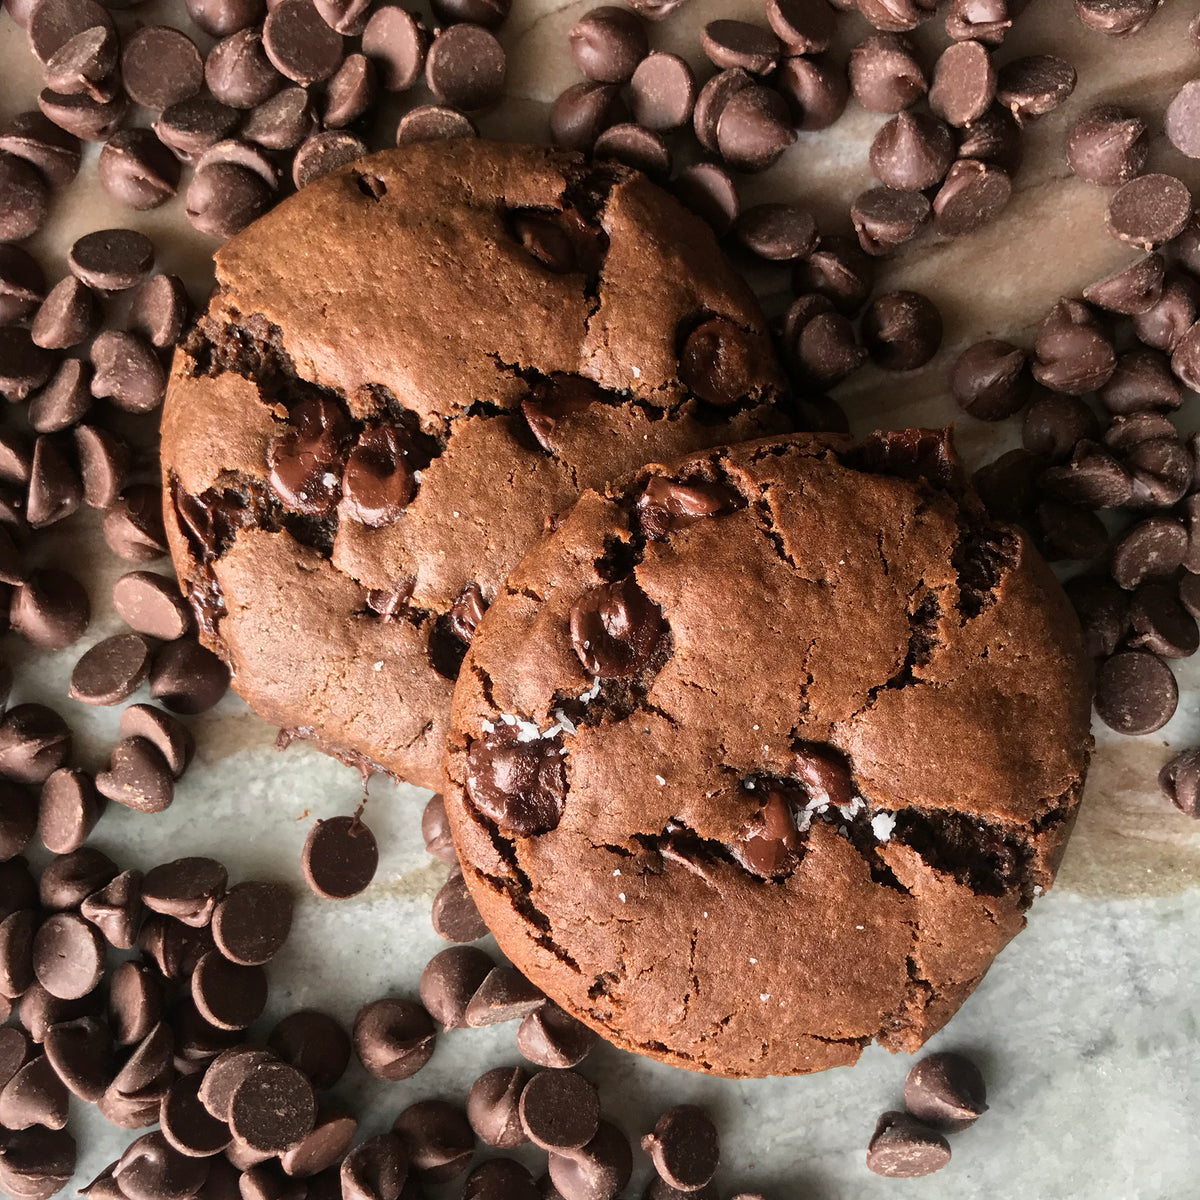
160, 140, 788, 788
442, 430, 1094, 1078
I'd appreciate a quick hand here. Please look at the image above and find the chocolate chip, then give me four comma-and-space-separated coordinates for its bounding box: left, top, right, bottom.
154, 96, 242, 161
1066, 575, 1130, 658
1107, 174, 1192, 250
301, 814, 377, 899
1023, 392, 1098, 462
293, 130, 367, 189
951, 339, 1028, 419
340, 1133, 410, 1200
783, 294, 866, 384
1164, 79, 1200, 161
0, 909, 36, 997
928, 40, 995, 126
851, 186, 930, 255
627, 53, 694, 131
1075, 0, 1158, 34
420, 944, 493, 1031
1159, 747, 1200, 817
995, 54, 1075, 122
1041, 440, 1133, 508
196, 1046, 271, 1122
206, 30, 283, 109
1083, 253, 1164, 318
111, 572, 190, 642
848, 33, 925, 113
1095, 649, 1177, 734
262, 0, 344, 85
0, 244, 45, 324
945, 0, 1015, 38
149, 638, 230, 713
262, 1010, 347, 1091
1067, 104, 1148, 186
322, 54, 376, 127
230, 1062, 316, 1154
279, 1108, 357, 1178
0, 327, 55, 402
431, 867, 487, 943
0, 1054, 69, 1130
733, 202, 817, 261
516, 1002, 597, 1069
113, 1132, 210, 1200
395, 104, 477, 144
431, 0, 510, 24
701, 19, 781, 74
766, 0, 835, 51
463, 1159, 538, 1200
26, 0, 112, 62
105, 486, 168, 562
870, 111, 954, 191
41, 1014, 110, 1102
425, 24, 505, 109
95, 736, 175, 813
861, 289, 942, 370
569, 576, 666, 678
69, 228, 154, 292
1035, 500, 1106, 560
392, 1100, 474, 1182
118, 707, 192, 779
467, 1066, 529, 1147
774, 53, 848, 130
679, 315, 762, 405
569, 7, 648, 83
30, 359, 92, 433
1126, 436, 1191, 508
636, 476, 742, 539
0, 1126, 76, 1200
161, 1071, 233, 1158
192, 949, 267, 1031
933, 158, 1011, 235
463, 966, 544, 1027
465, 731, 567, 837
37, 87, 126, 141
38, 769, 102, 854
964, 106, 1027, 173
592, 123, 670, 178
27, 436, 83, 528
715, 83, 795, 171
857, 0, 936, 31
547, 1121, 631, 1200
206, 880, 291, 967
186, 163, 273, 238
69, 632, 152, 706
20, 981, 100, 1046
0, 704, 71, 782
1133, 271, 1200, 353
142, 857, 227, 927
80, 868, 143, 949
42, 25, 117, 101
549, 82, 626, 150
33, 911, 104, 999
360, 8, 427, 92
1128, 581, 1198, 658
314, 0, 372, 35
40, 846, 117, 910
120, 27, 205, 110
0, 111, 82, 187
352, 997, 436, 1081
31, 276, 98, 350
1032, 299, 1116, 395
792, 235, 873, 315
642, 1106, 719, 1192
422, 794, 457, 864
866, 1112, 951, 1177
198, 135, 281, 186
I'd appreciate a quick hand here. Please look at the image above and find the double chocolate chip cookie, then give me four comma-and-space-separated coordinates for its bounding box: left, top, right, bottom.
443, 430, 1093, 1078
161, 140, 788, 788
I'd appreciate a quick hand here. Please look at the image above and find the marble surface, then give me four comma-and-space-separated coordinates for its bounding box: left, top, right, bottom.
2, 0, 1200, 1194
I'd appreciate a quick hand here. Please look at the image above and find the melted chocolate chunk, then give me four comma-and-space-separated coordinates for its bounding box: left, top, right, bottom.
844, 428, 960, 489
465, 729, 567, 836
521, 374, 609, 452
266, 397, 351, 515
735, 788, 802, 878
341, 425, 414, 527
569, 576, 667, 678
791, 743, 855, 807
448, 582, 487, 643
636, 475, 744, 538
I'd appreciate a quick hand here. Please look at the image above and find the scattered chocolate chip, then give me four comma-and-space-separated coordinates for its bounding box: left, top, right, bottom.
517, 1001, 597, 1069
420, 944, 493, 1030
97, 127, 185, 210
570, 7, 648, 83
161, 1071, 233, 1158
42, 1014, 110, 1102
392, 1099, 474, 1183
628, 53, 694, 131
314, 0, 372, 35
774, 53, 849, 130
112, 572, 192, 641
1113, 517, 1187, 588
142, 857, 227, 927
848, 33, 926, 113
0, 113, 81, 189
0, 1054, 70, 1131
10, 572, 89, 650
395, 105, 478, 144
340, 1133, 410, 1200
39, 846, 117, 910
1066, 575, 1130, 658
1159, 747, 1200, 816
120, 27, 205, 110
715, 83, 795, 172
1076, 0, 1159, 34
33, 911, 104, 999
0, 704, 72, 781
851, 186, 930, 255
280, 1107, 357, 1177
149, 638, 231, 713
293, 130, 367, 189
1133, 272, 1200, 354
1032, 299, 1116, 395
701, 19, 781, 74
38, 769, 103, 854
792, 235, 874, 315
26, 436, 83, 528
31, 275, 98, 350
1107, 174, 1192, 250
861, 290, 942, 369
929, 39, 996, 126
1023, 392, 1099, 462
191, 949, 267, 1030
766, 0, 836, 51
30, 359, 93, 433
467, 1066, 529, 1147
0, 909, 36, 998
549, 82, 626, 150
0, 1126, 76, 1200
301, 814, 377, 899
81, 869, 144, 949
361, 7, 428, 91
229, 1061, 316, 1154
1067, 104, 1148, 186
263, 0, 344, 85
352, 997, 436, 1081
464, 1158, 538, 1200
206, 30, 283, 109
463, 966, 544, 1027
1040, 440, 1132, 508
932, 158, 1010, 235
422, 794, 458, 864
0, 244, 46, 324
120, 706, 193, 778
37, 87, 127, 141
547, 1121, 632, 1200
265, 1010, 348, 1091
870, 111, 955, 191
1095, 648, 1177, 734
209, 880, 291, 966
866, 1112, 951, 1177
431, 866, 488, 943
857, 0, 936, 32
425, 24, 505, 110
0, 327, 55, 402
1128, 581, 1198, 659
951, 339, 1028, 419
154, 97, 242, 161
69, 633, 153, 706
95, 736, 175, 813
69, 228, 154, 292
642, 1106, 719, 1192
43, 26, 117, 102
113, 1132, 210, 1200
995, 54, 1075, 122
1084, 253, 1164, 318
593, 123, 670, 178
104, 483, 169, 558
186, 162, 274, 238
323, 54, 376, 127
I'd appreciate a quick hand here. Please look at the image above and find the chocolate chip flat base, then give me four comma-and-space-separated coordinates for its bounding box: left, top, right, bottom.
443, 431, 1094, 1078
160, 139, 788, 789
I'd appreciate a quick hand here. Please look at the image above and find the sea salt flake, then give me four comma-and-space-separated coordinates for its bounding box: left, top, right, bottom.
481, 719, 495, 733
618, 893, 626, 902
655, 775, 666, 786
373, 661, 383, 671
613, 869, 621, 876
871, 812, 897, 842
760, 993, 771, 1001
579, 678, 602, 702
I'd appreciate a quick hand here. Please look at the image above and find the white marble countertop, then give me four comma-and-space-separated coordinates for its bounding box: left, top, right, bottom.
2, 0, 1200, 1194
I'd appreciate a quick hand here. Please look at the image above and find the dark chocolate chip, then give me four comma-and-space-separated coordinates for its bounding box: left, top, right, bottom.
547, 1121, 632, 1200
463, 966, 544, 1027
1159, 748, 1200, 817
1067, 104, 1148, 186
206, 30, 283, 109
1107, 174, 1192, 250
161, 1071, 233, 1158
425, 24, 505, 110
465, 731, 568, 836
1128, 581, 1198, 659
81, 868, 143, 949
929, 39, 995, 126
1065, 575, 1130, 658
464, 1159, 538, 1200
766, 0, 836, 51
792, 235, 874, 315
467, 1066, 529, 1147
149, 638, 230, 713
951, 339, 1028, 419
392, 1100, 475, 1183
701, 19, 781, 74
33, 911, 104, 999
340, 1133, 410, 1200
628, 53, 694, 131
1032, 299, 1115, 395
0, 244, 45, 324
266, 1010, 349, 1091
431, 866, 488, 943
848, 33, 925, 113
1133, 272, 1200, 354
279, 1107, 357, 1177
105, 485, 170, 561
1075, 0, 1159, 35
773, 53, 848, 130
121, 27, 205, 110
869, 111, 955, 191
931, 158, 1010, 236
26, 435, 83, 529
113, 1132, 210, 1200
352, 998, 436, 1081
0, 1054, 70, 1130
1095, 649, 1177, 734
570, 576, 666, 678
323, 54, 376, 127
95, 736, 175, 813
186, 163, 274, 238
229, 1062, 316, 1154
861, 289, 942, 369
866, 1112, 951, 1177
0, 704, 71, 782
642, 1106, 719, 1192
263, 0, 344, 85
30, 358, 92, 432
42, 1015, 111, 1101
301, 813, 377, 899
154, 97, 243, 162
995, 54, 1075, 123
516, 1001, 597, 1068
715, 83, 795, 172
420, 944, 493, 1031
395, 105, 478, 144
31, 275, 98, 350
851, 186, 930, 255
0, 327, 55, 402
678, 315, 762, 406
422, 794, 458, 864
549, 82, 626, 151
69, 228, 154, 292
592, 123, 670, 179
570, 6, 647, 83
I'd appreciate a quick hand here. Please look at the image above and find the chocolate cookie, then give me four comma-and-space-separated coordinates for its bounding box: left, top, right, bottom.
161, 140, 787, 788
442, 430, 1093, 1078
